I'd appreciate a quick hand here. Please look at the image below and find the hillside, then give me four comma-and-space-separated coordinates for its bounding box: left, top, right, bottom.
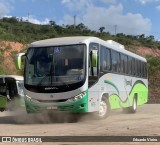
0, 17, 160, 103
0, 41, 27, 75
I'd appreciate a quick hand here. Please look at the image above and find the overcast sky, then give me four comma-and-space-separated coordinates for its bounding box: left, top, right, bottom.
0, 0, 160, 39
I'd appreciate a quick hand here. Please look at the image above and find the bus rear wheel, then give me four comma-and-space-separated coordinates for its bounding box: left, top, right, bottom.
96, 97, 110, 119
123, 97, 137, 113
129, 97, 137, 113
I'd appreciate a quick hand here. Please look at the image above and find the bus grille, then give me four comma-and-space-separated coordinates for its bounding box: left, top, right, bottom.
58, 105, 74, 111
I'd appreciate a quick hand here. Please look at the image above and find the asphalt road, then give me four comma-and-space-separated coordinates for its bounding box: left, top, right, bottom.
0, 104, 160, 145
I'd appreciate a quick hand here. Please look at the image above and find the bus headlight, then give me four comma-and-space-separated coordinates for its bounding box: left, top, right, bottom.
25, 95, 39, 103
25, 95, 31, 101
66, 92, 86, 102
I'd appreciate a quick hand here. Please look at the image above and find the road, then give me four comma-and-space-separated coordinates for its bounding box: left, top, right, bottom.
0, 104, 160, 145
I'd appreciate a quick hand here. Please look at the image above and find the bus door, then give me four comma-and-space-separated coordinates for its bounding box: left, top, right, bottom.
88, 43, 100, 112
5, 78, 18, 100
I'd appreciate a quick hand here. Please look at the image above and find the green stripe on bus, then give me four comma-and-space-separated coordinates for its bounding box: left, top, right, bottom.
109, 82, 148, 109
104, 80, 120, 95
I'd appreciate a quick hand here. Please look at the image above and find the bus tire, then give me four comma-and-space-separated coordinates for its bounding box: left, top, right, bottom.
123, 96, 137, 113
96, 97, 110, 119
129, 97, 137, 113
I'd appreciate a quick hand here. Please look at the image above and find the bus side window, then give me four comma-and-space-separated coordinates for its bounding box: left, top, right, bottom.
144, 63, 147, 78
100, 45, 111, 72
112, 50, 117, 72
121, 54, 125, 74
117, 52, 121, 73
132, 58, 135, 76
128, 56, 132, 75
112, 50, 120, 73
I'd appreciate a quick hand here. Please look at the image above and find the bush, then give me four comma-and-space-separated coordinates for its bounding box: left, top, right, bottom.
147, 56, 160, 76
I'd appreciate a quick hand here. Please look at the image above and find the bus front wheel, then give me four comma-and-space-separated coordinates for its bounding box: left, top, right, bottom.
96, 97, 110, 119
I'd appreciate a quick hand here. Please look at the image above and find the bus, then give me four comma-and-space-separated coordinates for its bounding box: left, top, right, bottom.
16, 36, 148, 119
0, 75, 24, 112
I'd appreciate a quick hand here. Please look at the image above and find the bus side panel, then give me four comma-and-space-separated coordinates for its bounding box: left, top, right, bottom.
88, 84, 100, 112
99, 74, 148, 110
128, 80, 148, 106
101, 74, 129, 109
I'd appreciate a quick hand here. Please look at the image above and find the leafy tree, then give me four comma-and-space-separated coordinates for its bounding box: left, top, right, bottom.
49, 20, 56, 27
99, 26, 105, 33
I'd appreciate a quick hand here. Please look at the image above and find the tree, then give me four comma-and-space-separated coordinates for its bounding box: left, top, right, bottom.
147, 35, 155, 41
99, 27, 105, 33
49, 20, 56, 27
76, 23, 87, 32
138, 34, 145, 39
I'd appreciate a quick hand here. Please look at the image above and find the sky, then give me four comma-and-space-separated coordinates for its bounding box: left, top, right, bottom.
0, 0, 160, 39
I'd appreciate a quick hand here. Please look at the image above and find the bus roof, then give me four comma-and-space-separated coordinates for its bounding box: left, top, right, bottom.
0, 75, 23, 81
30, 36, 92, 47
30, 36, 146, 62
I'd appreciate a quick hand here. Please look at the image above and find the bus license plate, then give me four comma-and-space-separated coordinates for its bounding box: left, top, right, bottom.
47, 106, 57, 110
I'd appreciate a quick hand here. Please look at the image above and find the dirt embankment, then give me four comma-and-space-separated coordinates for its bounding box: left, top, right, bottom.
137, 46, 160, 57
0, 41, 26, 75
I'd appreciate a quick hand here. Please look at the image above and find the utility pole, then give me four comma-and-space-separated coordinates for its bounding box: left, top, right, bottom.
28, 13, 30, 22
74, 15, 76, 28
115, 25, 117, 35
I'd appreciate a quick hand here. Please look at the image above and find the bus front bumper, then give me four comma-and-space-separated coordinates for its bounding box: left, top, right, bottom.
24, 95, 88, 113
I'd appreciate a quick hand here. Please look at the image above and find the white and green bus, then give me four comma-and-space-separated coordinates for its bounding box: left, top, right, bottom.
16, 36, 148, 119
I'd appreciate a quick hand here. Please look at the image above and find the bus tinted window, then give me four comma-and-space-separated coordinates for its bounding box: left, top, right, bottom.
112, 51, 120, 73
128, 56, 132, 75
135, 59, 138, 76
144, 63, 147, 78
121, 54, 128, 74
132, 58, 135, 76
100, 45, 111, 71
112, 51, 118, 72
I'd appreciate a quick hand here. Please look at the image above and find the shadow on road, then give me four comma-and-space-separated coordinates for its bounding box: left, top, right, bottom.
0, 115, 16, 124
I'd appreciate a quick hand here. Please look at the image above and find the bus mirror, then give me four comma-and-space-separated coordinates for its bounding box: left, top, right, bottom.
91, 50, 98, 67
16, 53, 26, 70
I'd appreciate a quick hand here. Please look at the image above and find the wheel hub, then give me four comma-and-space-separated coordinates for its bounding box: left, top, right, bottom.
99, 100, 107, 117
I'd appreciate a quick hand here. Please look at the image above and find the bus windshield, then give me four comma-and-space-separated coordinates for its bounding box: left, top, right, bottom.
25, 44, 86, 87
